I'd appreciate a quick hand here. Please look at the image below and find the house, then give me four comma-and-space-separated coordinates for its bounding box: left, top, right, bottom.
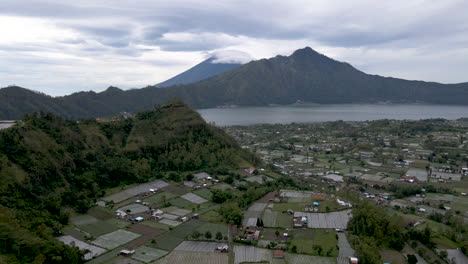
116, 210, 127, 218
273, 250, 285, 259
293, 216, 308, 228
348, 257, 359, 264
134, 216, 144, 222
119, 250, 135, 256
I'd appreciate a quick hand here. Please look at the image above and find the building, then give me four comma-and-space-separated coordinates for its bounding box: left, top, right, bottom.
273, 250, 285, 259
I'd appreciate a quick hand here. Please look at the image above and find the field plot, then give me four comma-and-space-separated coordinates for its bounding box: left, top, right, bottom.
169, 197, 196, 208
171, 208, 192, 216
234, 245, 273, 264
162, 184, 191, 196
286, 253, 336, 264
106, 218, 131, 228
88, 206, 114, 220
193, 188, 213, 200
262, 210, 278, 227
194, 222, 228, 240
159, 219, 181, 227
103, 181, 169, 203
290, 229, 338, 256
62, 227, 86, 241
181, 193, 208, 204
131, 246, 168, 262
79, 220, 119, 237
245, 175, 274, 184
155, 251, 228, 264
153, 233, 184, 251
161, 213, 179, 220
118, 204, 149, 214
143, 192, 177, 204
280, 190, 314, 198
106, 256, 143, 264
406, 169, 428, 182
294, 209, 352, 229
70, 215, 99, 226
127, 224, 166, 248
92, 229, 141, 249
175, 241, 227, 252
58, 236, 107, 260
248, 202, 268, 212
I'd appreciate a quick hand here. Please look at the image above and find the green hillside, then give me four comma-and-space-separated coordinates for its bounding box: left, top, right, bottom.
0, 99, 255, 263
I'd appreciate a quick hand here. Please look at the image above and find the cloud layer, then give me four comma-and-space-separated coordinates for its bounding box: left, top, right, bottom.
1, 0, 467, 95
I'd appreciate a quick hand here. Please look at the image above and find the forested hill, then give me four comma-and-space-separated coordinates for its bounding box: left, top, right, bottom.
2, 47, 468, 119
0, 100, 256, 263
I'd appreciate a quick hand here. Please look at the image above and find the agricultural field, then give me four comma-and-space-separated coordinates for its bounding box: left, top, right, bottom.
294, 210, 352, 229
57, 236, 107, 260
131, 246, 168, 263
290, 229, 338, 256
92, 229, 141, 249
155, 251, 229, 264
174, 241, 227, 252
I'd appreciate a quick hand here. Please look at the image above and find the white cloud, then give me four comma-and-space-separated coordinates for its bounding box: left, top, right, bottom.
210, 50, 253, 64
0, 0, 468, 95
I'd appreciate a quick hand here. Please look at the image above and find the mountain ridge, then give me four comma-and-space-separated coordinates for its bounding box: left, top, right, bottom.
1, 47, 468, 119
155, 56, 242, 88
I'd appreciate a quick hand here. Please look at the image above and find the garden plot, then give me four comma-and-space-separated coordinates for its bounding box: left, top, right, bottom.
245, 175, 274, 184
280, 190, 314, 198
169, 197, 196, 208
234, 245, 273, 264
262, 210, 278, 227
127, 224, 166, 248
248, 202, 268, 212
181, 193, 208, 204
79, 220, 119, 237
131, 246, 168, 263
118, 204, 149, 214
175, 241, 227, 252
102, 181, 169, 203
70, 215, 99, 226
92, 229, 141, 249
406, 169, 428, 182
286, 253, 336, 264
155, 251, 228, 264
159, 219, 181, 227
171, 208, 191, 216
243, 217, 257, 227
294, 209, 352, 229
58, 236, 107, 260
161, 213, 179, 220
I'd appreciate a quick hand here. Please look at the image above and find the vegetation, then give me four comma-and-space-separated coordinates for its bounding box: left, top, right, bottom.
2, 47, 468, 119
0, 100, 255, 263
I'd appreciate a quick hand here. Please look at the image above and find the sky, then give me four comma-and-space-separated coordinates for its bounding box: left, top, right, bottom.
1, 0, 468, 96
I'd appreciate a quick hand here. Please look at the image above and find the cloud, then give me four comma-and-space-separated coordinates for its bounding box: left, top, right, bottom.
210, 50, 253, 64
0, 0, 468, 95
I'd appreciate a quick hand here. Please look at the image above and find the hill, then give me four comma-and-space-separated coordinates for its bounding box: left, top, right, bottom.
0, 100, 256, 263
1, 47, 468, 119
155, 57, 242, 88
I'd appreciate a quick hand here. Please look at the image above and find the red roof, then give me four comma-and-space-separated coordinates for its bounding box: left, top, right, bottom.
274, 250, 284, 256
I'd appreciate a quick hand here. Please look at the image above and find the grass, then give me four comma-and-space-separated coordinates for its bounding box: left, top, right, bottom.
131, 246, 168, 262
168, 197, 196, 209
275, 213, 293, 228
143, 191, 177, 204
105, 218, 131, 228
141, 221, 171, 231
200, 210, 224, 223
162, 184, 191, 196
79, 221, 119, 237
193, 188, 213, 200
290, 229, 338, 257
193, 222, 229, 240
88, 206, 114, 220
152, 233, 184, 251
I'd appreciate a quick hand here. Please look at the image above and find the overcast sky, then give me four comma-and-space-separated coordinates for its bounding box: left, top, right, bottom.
1, 0, 467, 96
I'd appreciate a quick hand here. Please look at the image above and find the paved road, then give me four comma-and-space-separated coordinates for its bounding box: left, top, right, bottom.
337, 233, 355, 257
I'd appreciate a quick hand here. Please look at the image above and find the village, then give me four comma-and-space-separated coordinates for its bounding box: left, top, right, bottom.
57, 119, 468, 264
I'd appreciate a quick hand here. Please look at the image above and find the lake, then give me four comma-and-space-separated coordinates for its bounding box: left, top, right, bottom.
198, 104, 468, 126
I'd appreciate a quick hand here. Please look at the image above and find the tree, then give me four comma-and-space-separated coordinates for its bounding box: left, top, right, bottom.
205, 231, 212, 239
191, 231, 201, 239
407, 254, 417, 264
215, 232, 223, 240
291, 245, 297, 253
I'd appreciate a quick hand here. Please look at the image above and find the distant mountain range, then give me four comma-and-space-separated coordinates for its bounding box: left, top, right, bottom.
155, 56, 242, 87
1, 47, 468, 119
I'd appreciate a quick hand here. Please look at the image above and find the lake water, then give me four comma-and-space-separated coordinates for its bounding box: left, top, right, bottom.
198, 104, 468, 126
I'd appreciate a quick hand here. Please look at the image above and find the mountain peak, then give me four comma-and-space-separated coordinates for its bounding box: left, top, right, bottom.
291, 46, 321, 58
